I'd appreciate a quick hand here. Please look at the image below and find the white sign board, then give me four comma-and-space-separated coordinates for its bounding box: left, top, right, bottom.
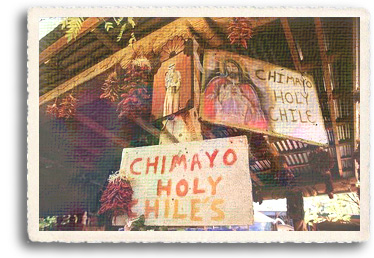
201, 50, 329, 145
120, 136, 253, 226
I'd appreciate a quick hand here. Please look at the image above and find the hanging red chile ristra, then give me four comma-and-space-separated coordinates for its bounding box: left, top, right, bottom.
98, 172, 134, 218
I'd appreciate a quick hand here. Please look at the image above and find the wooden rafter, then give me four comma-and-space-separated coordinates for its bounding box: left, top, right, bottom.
260, 177, 357, 200
39, 17, 279, 106
314, 17, 344, 177
91, 28, 122, 52
39, 17, 104, 65
280, 18, 302, 72
250, 172, 264, 186
75, 113, 129, 148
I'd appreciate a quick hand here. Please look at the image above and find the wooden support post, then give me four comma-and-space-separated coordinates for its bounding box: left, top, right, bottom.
286, 191, 307, 231
352, 18, 360, 182
314, 17, 344, 177
133, 117, 179, 143
280, 18, 302, 72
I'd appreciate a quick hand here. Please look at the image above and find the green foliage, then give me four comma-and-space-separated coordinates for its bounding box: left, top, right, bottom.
104, 21, 113, 31
61, 17, 136, 44
304, 193, 360, 226
128, 32, 137, 46
39, 216, 57, 231
102, 17, 137, 43
61, 17, 85, 42
117, 23, 127, 42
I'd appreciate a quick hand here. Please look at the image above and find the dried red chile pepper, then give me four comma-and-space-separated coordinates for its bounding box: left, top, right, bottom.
98, 178, 134, 217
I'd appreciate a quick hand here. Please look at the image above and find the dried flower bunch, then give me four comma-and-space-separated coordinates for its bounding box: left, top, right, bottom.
46, 94, 77, 119
228, 17, 253, 49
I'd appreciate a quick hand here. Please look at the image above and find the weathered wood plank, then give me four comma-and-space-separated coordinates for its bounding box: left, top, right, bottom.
39, 17, 279, 106
314, 17, 344, 177
75, 113, 129, 147
39, 17, 103, 65
280, 18, 302, 72
92, 28, 122, 52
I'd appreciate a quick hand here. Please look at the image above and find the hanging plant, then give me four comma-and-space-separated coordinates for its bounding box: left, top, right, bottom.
60, 17, 136, 43
46, 93, 77, 120
100, 71, 121, 102
46, 98, 60, 118
61, 17, 85, 42
227, 17, 253, 49
98, 172, 134, 218
116, 57, 152, 120
58, 93, 77, 119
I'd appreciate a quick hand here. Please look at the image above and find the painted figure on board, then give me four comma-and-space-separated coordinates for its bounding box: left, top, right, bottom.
163, 63, 181, 117
204, 59, 267, 129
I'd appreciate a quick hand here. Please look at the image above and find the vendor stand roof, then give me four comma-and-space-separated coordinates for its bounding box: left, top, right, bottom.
38, 17, 360, 217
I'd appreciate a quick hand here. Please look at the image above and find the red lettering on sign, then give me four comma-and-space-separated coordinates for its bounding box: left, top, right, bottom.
190, 153, 202, 171
205, 149, 219, 168
223, 149, 237, 166
157, 179, 172, 197
170, 154, 187, 172
130, 158, 142, 175
193, 178, 205, 194
176, 179, 188, 197
146, 156, 159, 174
145, 199, 159, 219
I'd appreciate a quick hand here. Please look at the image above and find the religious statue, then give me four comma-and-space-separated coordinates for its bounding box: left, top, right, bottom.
163, 63, 181, 117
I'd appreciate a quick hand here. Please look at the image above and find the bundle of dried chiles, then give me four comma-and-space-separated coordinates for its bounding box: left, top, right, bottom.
228, 17, 253, 49
122, 59, 152, 88
100, 71, 121, 102
98, 174, 134, 217
58, 94, 77, 119
46, 93, 77, 119
46, 101, 59, 117
100, 57, 152, 120
117, 86, 151, 119
116, 59, 152, 119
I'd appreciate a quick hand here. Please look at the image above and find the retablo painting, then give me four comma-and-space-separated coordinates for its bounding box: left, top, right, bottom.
201, 50, 329, 145
151, 38, 194, 121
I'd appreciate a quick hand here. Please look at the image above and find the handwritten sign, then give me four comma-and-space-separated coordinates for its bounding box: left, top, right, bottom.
201, 50, 329, 145
120, 136, 254, 226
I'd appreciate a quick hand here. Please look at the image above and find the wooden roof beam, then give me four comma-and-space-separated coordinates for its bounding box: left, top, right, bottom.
91, 28, 122, 52
39, 17, 280, 106
280, 18, 303, 72
260, 177, 357, 200
75, 113, 129, 148
40, 17, 104, 65
314, 17, 344, 177
250, 172, 264, 186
